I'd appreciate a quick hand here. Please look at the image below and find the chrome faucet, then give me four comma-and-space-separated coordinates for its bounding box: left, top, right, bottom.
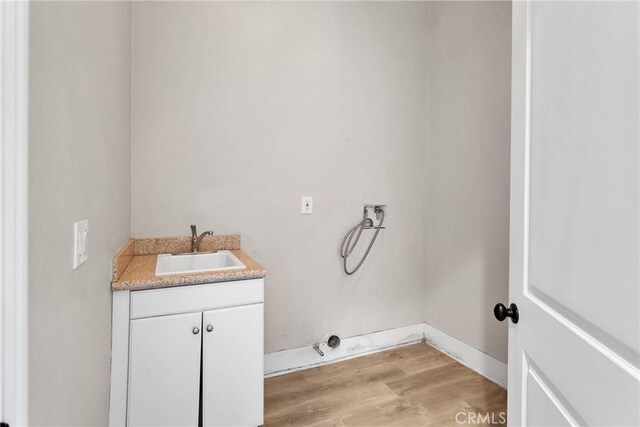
190, 224, 214, 253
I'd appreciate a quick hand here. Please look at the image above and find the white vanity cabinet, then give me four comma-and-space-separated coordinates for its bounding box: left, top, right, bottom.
109, 278, 264, 427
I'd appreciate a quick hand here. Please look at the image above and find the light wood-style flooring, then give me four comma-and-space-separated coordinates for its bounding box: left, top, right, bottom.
264, 343, 507, 426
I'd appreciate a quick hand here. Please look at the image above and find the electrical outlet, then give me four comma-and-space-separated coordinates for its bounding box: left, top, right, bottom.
73, 219, 89, 269
301, 196, 313, 214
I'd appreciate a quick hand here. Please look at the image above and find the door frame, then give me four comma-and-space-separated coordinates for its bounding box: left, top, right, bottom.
0, 1, 29, 425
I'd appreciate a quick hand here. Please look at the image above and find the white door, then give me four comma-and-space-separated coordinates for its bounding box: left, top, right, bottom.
506, 1, 640, 425
202, 304, 264, 427
128, 312, 203, 427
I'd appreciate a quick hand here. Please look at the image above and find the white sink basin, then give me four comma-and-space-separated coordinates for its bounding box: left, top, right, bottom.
155, 250, 246, 276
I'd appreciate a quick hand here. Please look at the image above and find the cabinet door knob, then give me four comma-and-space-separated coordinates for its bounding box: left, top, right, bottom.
206, 325, 213, 332
192, 327, 200, 335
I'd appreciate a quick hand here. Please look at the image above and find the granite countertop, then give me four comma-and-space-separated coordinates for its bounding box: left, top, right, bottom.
111, 235, 266, 291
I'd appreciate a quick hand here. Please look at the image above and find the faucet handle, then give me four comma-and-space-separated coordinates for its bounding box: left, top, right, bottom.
190, 224, 197, 236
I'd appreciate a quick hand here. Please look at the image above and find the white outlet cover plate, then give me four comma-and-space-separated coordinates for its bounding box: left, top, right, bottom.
73, 219, 89, 269
301, 196, 313, 214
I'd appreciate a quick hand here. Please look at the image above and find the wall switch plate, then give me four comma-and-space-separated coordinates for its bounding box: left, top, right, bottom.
73, 219, 89, 269
301, 196, 313, 214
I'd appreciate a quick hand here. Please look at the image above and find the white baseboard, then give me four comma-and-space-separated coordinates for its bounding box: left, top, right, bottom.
264, 323, 425, 377
422, 324, 508, 389
264, 323, 508, 389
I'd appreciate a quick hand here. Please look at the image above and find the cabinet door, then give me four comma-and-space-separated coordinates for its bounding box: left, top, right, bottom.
128, 312, 202, 427
202, 304, 264, 427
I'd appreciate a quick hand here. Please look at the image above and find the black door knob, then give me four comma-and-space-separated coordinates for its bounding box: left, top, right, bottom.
494, 303, 519, 324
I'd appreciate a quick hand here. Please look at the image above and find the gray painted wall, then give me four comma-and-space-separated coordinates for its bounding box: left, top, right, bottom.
28, 2, 131, 425
131, 2, 429, 353
424, 1, 512, 362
